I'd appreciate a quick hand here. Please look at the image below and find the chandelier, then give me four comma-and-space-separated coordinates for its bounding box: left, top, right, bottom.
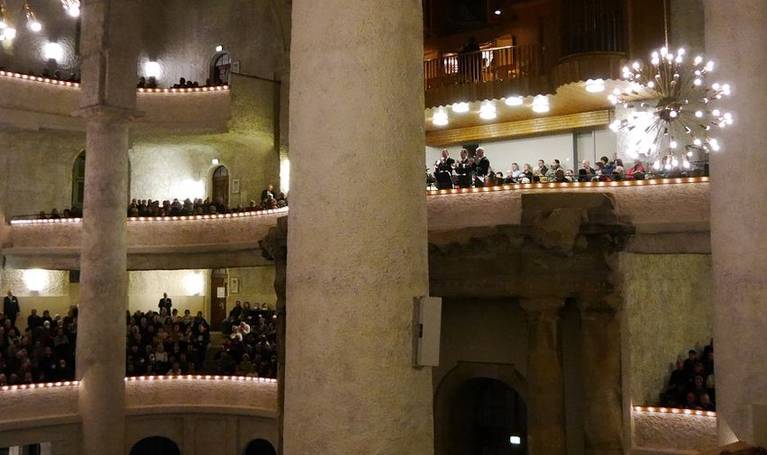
0, 0, 79, 42
608, 47, 733, 171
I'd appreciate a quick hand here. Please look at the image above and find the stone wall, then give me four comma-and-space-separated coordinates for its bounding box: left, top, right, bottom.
620, 253, 713, 406
632, 411, 717, 453
226, 266, 277, 311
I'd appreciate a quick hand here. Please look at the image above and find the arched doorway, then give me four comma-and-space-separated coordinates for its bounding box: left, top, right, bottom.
450, 378, 527, 454
211, 52, 232, 85
211, 165, 229, 206
129, 437, 180, 455
71, 151, 86, 209
243, 439, 277, 455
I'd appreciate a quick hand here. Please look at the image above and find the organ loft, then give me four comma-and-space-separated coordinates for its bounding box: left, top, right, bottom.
0, 0, 765, 454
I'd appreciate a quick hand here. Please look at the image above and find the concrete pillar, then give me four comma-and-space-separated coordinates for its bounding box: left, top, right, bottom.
521, 298, 566, 455
74, 1, 138, 454
705, 0, 767, 445
284, 0, 432, 453
579, 303, 623, 455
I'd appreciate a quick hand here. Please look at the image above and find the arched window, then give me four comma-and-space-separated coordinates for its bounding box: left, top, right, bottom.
71, 150, 86, 209
243, 439, 277, 455
211, 165, 230, 206
211, 52, 232, 85
129, 436, 181, 455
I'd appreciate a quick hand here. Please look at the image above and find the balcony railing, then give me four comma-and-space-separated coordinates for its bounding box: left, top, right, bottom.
424, 44, 545, 91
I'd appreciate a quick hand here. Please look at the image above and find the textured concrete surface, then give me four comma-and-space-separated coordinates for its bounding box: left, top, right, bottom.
705, 0, 767, 444
633, 411, 717, 452
284, 0, 433, 453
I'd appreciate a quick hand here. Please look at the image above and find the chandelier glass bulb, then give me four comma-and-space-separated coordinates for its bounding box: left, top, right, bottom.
608, 46, 733, 170
432, 109, 449, 127
479, 102, 497, 120
24, 1, 41, 32
61, 0, 80, 18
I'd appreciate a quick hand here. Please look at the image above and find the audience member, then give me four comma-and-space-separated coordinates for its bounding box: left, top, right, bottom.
660, 340, 715, 410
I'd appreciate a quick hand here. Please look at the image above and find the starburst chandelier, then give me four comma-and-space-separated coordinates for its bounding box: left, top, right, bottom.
60, 0, 80, 18
608, 47, 733, 171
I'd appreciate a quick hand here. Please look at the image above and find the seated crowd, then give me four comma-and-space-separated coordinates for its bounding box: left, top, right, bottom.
0, 292, 278, 383
659, 340, 715, 411
427, 148, 706, 190
0, 304, 78, 386
215, 301, 278, 378
31, 185, 286, 220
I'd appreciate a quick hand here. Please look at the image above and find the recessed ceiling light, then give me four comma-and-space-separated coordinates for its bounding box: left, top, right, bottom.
452, 102, 470, 113
432, 109, 449, 127
479, 102, 497, 120
494, 9, 502, 15
504, 96, 524, 106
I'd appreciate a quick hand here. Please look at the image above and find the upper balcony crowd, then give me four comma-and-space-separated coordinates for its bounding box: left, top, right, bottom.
427, 148, 708, 190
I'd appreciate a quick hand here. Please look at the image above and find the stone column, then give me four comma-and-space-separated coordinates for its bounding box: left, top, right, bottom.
579, 301, 623, 455
521, 298, 566, 455
705, 0, 767, 445
74, 1, 138, 454
284, 1, 432, 453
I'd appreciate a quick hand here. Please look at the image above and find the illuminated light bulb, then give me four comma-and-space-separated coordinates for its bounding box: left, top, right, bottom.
677, 47, 686, 56
660, 47, 668, 56
693, 138, 703, 146
683, 159, 691, 169
451, 102, 470, 113
687, 151, 693, 158
669, 110, 678, 118
670, 140, 678, 149
27, 19, 42, 33
632, 61, 641, 71
664, 162, 672, 171
653, 160, 661, 170
651, 57, 660, 66
609, 120, 622, 132
494, 9, 501, 15
143, 61, 162, 79
647, 81, 655, 88
479, 102, 497, 120
651, 51, 659, 59
42, 42, 65, 61
504, 96, 524, 106
721, 83, 731, 95
712, 82, 721, 91
2, 26, 16, 41
432, 109, 449, 126
705, 61, 715, 71
585, 78, 605, 93
215, 45, 223, 52
694, 55, 703, 65
709, 138, 720, 151
712, 109, 721, 117
675, 55, 683, 63
695, 110, 703, 118
531, 95, 550, 113
608, 94, 618, 105
671, 157, 679, 167
693, 78, 702, 86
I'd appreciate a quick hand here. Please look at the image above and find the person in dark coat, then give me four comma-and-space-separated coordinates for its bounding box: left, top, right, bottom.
158, 292, 172, 315
3, 291, 20, 326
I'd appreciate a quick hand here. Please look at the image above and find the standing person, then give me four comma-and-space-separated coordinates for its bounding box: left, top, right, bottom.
474, 147, 491, 187
455, 148, 474, 188
260, 184, 275, 204
158, 292, 173, 315
3, 291, 20, 326
433, 149, 455, 190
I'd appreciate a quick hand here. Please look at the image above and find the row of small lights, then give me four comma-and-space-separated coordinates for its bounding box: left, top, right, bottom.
431, 79, 606, 127
10, 207, 289, 226
634, 405, 716, 418
426, 176, 710, 196
0, 71, 230, 94
0, 375, 277, 392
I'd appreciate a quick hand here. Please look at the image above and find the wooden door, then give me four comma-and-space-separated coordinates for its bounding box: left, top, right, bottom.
211, 165, 229, 206
211, 269, 228, 331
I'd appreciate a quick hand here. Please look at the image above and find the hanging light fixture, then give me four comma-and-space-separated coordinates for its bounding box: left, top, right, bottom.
0, 1, 17, 42
61, 0, 80, 18
609, 46, 733, 167
24, 0, 41, 32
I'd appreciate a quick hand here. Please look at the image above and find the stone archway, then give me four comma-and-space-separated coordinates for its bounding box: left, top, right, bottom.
243, 438, 277, 455
434, 361, 528, 455
129, 436, 181, 455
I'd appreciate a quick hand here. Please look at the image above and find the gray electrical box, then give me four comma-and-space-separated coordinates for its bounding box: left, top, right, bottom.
413, 296, 442, 368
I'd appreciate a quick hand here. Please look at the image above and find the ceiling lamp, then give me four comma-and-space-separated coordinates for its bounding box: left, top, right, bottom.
585, 78, 605, 93
531, 95, 550, 113
61, 0, 80, 18
494, 9, 502, 15
479, 102, 497, 120
451, 102, 470, 113
504, 96, 524, 106
0, 2, 15, 42
609, 46, 733, 167
24, 1, 41, 32
432, 109, 449, 127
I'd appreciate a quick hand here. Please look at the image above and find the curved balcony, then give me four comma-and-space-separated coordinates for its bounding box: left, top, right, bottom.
1, 180, 709, 270
3, 208, 287, 270
424, 44, 550, 108
0, 70, 231, 134
0, 376, 277, 454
